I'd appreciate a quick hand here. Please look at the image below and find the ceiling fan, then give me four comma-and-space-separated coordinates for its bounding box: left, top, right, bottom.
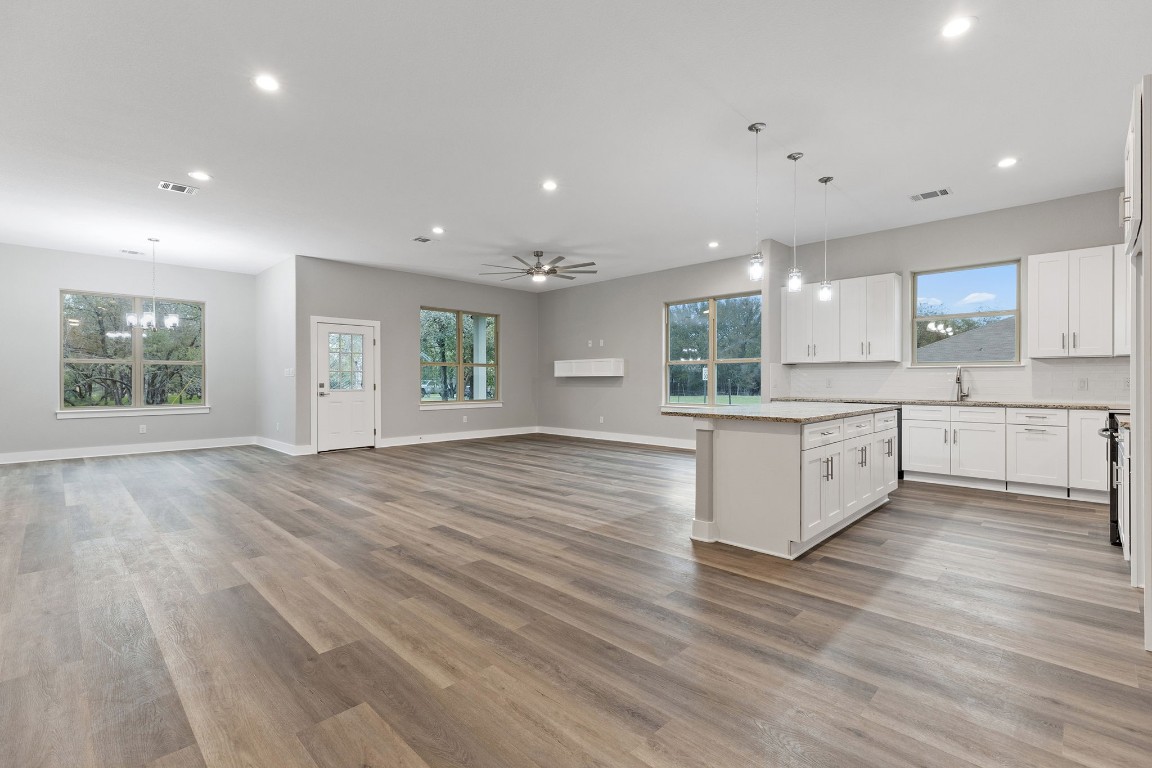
481, 251, 597, 283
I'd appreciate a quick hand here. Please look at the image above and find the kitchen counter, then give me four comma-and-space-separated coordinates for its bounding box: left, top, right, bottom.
775, 396, 1129, 412
661, 401, 896, 425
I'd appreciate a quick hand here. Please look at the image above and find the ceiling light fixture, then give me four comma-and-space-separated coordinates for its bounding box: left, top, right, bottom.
125, 238, 178, 331
541, 179, 558, 192
187, 171, 212, 181
786, 151, 804, 292
997, 157, 1018, 168
942, 16, 976, 38
531, 273, 547, 283
817, 176, 834, 302
708, 241, 719, 249
254, 74, 280, 92
746, 123, 767, 282
431, 226, 445, 235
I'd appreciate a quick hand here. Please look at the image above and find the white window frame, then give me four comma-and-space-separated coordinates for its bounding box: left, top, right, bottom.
910, 261, 1021, 367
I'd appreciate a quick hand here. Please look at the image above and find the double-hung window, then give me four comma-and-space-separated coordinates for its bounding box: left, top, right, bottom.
61, 291, 205, 409
666, 292, 761, 404
420, 308, 498, 402
912, 261, 1020, 365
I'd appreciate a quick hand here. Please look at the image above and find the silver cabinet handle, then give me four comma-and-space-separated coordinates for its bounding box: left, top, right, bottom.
861, 341, 864, 355
820, 430, 837, 436
1061, 332, 1066, 349
822, 457, 830, 481
887, 438, 894, 457
829, 456, 834, 480
1072, 331, 1077, 349
953, 428, 957, 444
868, 341, 872, 354
944, 428, 948, 443
1024, 428, 1048, 433
813, 344, 817, 357
863, 445, 868, 467
1024, 414, 1045, 419
807, 344, 811, 357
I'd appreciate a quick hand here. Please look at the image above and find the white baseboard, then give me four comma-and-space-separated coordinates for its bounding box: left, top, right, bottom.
691, 519, 718, 542
902, 472, 1007, 492
375, 426, 539, 448
253, 436, 313, 456
537, 426, 694, 451
1068, 488, 1110, 504
1006, 481, 1070, 499
0, 436, 255, 465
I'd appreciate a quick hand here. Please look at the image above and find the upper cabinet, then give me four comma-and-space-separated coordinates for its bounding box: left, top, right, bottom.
1114, 244, 1132, 356
1123, 81, 1143, 254
783, 272, 901, 364
1026, 247, 1114, 358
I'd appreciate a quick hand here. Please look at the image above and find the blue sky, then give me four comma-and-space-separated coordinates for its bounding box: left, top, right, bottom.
915, 262, 1018, 316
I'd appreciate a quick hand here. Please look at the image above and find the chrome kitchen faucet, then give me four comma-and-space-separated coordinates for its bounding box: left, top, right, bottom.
955, 366, 970, 402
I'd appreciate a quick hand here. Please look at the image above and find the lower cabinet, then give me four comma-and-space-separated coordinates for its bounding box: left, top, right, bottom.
802, 419, 899, 543
873, 428, 899, 496
842, 435, 875, 517
901, 420, 950, 473
1006, 424, 1069, 486
951, 422, 1006, 480
801, 443, 843, 540
1068, 410, 1109, 491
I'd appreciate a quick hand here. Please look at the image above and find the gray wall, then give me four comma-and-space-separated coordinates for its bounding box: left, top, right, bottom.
0, 243, 258, 456
255, 257, 298, 443
293, 256, 540, 444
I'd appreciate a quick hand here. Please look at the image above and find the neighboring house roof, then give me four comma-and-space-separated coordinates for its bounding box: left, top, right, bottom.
917, 316, 1016, 362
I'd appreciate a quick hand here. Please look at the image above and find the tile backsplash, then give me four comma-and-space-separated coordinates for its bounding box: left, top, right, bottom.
782, 358, 1131, 404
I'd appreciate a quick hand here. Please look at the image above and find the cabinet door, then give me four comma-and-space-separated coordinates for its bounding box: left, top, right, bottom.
1068, 246, 1113, 357
882, 428, 899, 493
1114, 245, 1131, 356
841, 435, 870, 517
1068, 410, 1109, 491
838, 277, 867, 362
1027, 252, 1069, 358
801, 446, 830, 540
809, 283, 840, 363
1126, 85, 1143, 253
782, 287, 811, 363
901, 420, 950, 474
951, 423, 1006, 480
1006, 425, 1069, 487
865, 273, 901, 361
872, 428, 898, 496
822, 444, 845, 528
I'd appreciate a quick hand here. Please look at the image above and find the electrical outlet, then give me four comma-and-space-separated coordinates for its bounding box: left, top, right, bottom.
138, 425, 147, 434
599, 339, 604, 347
1124, 376, 1131, 390
587, 339, 592, 347
284, 368, 295, 377
462, 415, 468, 423
275, 421, 280, 432
825, 378, 832, 389
1077, 378, 1089, 391
599, 416, 604, 424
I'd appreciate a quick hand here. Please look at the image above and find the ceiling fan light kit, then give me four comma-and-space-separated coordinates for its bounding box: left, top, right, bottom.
479, 250, 598, 283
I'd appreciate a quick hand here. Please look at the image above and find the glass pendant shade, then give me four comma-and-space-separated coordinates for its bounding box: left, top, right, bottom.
817, 280, 833, 302
140, 311, 156, 329
164, 313, 180, 329
126, 313, 138, 327
748, 252, 764, 282
786, 267, 803, 292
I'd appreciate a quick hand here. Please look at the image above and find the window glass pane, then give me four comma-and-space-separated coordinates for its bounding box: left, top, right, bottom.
328, 334, 365, 390
668, 301, 709, 361
915, 263, 1018, 316
715, 295, 762, 360
63, 363, 133, 407
915, 315, 1017, 363
462, 366, 496, 401
143, 364, 204, 405
715, 363, 761, 404
667, 364, 707, 403
420, 310, 458, 363
143, 301, 203, 361
421, 365, 457, 401
462, 314, 496, 364
62, 293, 133, 359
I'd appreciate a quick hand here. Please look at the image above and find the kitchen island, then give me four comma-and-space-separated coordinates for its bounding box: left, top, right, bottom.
663, 402, 899, 558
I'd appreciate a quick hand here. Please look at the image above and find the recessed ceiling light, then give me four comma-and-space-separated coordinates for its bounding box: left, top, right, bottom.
431, 226, 445, 235
708, 241, 719, 249
997, 157, 1018, 168
541, 179, 558, 192
942, 16, 976, 37
254, 74, 280, 92
188, 171, 212, 181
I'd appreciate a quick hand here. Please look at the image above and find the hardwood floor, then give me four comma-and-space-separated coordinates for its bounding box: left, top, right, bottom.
1, 434, 1149, 767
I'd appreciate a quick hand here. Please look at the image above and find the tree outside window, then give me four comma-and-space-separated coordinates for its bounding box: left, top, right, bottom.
666, 292, 761, 404
420, 308, 498, 402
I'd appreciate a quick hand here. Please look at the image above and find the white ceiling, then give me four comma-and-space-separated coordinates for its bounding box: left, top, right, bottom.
1, 1, 1149, 290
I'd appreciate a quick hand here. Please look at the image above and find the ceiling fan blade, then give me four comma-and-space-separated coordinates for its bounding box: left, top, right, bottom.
480, 271, 525, 275
554, 261, 596, 270
553, 274, 576, 280
557, 269, 597, 274
481, 263, 522, 270
512, 254, 534, 268
545, 255, 566, 267
502, 274, 527, 281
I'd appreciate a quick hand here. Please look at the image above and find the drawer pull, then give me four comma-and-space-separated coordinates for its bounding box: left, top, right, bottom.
1024, 428, 1048, 433
820, 430, 837, 436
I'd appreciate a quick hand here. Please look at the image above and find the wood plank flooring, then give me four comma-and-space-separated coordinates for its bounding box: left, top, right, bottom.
1, 434, 1149, 767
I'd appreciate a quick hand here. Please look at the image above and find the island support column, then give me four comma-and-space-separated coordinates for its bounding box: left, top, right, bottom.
691, 418, 718, 541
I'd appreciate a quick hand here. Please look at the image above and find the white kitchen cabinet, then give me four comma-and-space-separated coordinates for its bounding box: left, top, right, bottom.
1124, 82, 1143, 253
782, 283, 839, 363
872, 428, 899, 496
1006, 424, 1069, 487
901, 419, 951, 474
782, 288, 811, 364
1027, 248, 1114, 358
810, 284, 840, 362
839, 273, 902, 362
1068, 410, 1109, 491
841, 434, 876, 518
1114, 245, 1132, 356
951, 422, 1006, 480
801, 443, 843, 541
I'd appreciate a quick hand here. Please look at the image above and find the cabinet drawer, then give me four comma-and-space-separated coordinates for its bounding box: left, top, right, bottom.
1006, 408, 1068, 427
903, 405, 950, 421
873, 410, 898, 431
843, 414, 875, 437
803, 419, 845, 450
950, 406, 1005, 423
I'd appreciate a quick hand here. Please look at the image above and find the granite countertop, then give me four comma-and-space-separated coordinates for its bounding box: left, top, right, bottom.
774, 396, 1129, 412
661, 402, 898, 424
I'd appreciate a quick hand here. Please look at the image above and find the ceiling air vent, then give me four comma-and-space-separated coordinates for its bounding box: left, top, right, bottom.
120, 249, 144, 255
909, 187, 953, 202
158, 180, 199, 195
412, 236, 432, 243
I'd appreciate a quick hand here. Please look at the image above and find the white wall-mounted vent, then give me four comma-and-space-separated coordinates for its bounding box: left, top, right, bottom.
909, 188, 952, 202
158, 180, 199, 195
412, 236, 432, 243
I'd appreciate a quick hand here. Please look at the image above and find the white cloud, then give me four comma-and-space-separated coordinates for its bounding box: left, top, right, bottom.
959, 292, 995, 305
917, 297, 942, 306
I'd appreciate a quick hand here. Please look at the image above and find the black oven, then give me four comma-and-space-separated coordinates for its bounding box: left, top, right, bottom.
1099, 411, 1129, 546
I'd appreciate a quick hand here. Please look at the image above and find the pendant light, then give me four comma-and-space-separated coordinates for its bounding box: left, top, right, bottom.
746, 122, 766, 282
126, 238, 179, 330
786, 152, 804, 292
817, 176, 833, 301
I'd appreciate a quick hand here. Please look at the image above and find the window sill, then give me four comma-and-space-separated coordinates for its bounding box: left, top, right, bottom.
56, 406, 211, 420
419, 401, 503, 411
906, 363, 1026, 369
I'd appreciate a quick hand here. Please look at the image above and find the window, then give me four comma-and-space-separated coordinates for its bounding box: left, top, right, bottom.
420, 308, 498, 402
912, 261, 1019, 365
61, 291, 205, 408
666, 292, 761, 405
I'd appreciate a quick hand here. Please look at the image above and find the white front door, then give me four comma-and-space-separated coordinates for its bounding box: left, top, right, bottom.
316, 323, 376, 452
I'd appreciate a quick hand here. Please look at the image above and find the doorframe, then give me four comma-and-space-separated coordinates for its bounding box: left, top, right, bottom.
309, 315, 383, 455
